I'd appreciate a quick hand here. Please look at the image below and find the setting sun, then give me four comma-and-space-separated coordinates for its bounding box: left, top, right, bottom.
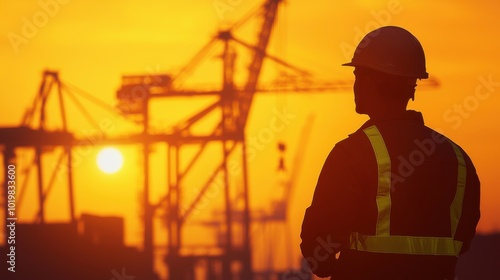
96, 147, 124, 174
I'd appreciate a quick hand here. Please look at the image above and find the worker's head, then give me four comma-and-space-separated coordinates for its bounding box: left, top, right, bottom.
342, 26, 427, 116
352, 66, 417, 115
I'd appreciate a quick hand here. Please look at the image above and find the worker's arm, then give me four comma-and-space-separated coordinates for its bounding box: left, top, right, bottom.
455, 152, 481, 254
300, 143, 361, 277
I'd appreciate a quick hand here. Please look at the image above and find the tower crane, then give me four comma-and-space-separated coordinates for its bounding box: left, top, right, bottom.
113, 1, 284, 279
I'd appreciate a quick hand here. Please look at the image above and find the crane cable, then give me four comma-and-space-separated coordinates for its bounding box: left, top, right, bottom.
275, 1, 288, 173
62, 82, 125, 117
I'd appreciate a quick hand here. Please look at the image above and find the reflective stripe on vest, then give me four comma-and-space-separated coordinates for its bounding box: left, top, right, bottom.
349, 125, 466, 256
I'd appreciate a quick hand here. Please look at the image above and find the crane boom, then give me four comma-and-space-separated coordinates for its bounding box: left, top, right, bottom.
238, 0, 281, 128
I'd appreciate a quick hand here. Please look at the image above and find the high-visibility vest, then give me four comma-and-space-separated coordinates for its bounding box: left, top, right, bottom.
349, 125, 466, 256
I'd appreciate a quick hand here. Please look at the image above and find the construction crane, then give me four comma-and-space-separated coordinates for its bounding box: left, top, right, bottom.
112, 1, 284, 279
0, 70, 159, 279
1, 71, 75, 226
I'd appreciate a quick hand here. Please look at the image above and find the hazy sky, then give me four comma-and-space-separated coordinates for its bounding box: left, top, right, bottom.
1, 0, 499, 272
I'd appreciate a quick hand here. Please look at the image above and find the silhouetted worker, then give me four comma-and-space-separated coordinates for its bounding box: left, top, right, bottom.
300, 26, 480, 280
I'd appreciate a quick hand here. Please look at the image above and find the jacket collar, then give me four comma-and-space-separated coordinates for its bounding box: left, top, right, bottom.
353, 110, 425, 134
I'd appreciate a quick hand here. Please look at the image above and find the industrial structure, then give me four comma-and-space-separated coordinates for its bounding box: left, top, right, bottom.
1, 1, 439, 279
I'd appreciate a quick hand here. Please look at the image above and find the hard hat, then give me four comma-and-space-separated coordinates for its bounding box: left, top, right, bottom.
342, 26, 428, 79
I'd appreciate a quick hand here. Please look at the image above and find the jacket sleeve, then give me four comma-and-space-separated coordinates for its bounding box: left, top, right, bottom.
300, 143, 362, 277
455, 151, 481, 254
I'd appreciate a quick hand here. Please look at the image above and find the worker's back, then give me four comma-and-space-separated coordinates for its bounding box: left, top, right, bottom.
332, 111, 480, 279
301, 26, 480, 280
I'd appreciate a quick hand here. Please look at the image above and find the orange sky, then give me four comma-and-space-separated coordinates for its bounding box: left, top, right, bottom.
1, 0, 500, 274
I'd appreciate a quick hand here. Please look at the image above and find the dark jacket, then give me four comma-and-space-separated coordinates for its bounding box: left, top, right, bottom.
300, 110, 480, 280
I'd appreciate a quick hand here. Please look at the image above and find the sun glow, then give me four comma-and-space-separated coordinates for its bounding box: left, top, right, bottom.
96, 147, 124, 174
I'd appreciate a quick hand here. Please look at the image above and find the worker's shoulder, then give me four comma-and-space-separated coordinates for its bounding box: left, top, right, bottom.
443, 134, 477, 165
335, 122, 446, 152
334, 127, 372, 150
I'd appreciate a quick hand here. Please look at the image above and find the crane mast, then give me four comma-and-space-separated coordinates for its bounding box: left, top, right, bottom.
161, 1, 282, 279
